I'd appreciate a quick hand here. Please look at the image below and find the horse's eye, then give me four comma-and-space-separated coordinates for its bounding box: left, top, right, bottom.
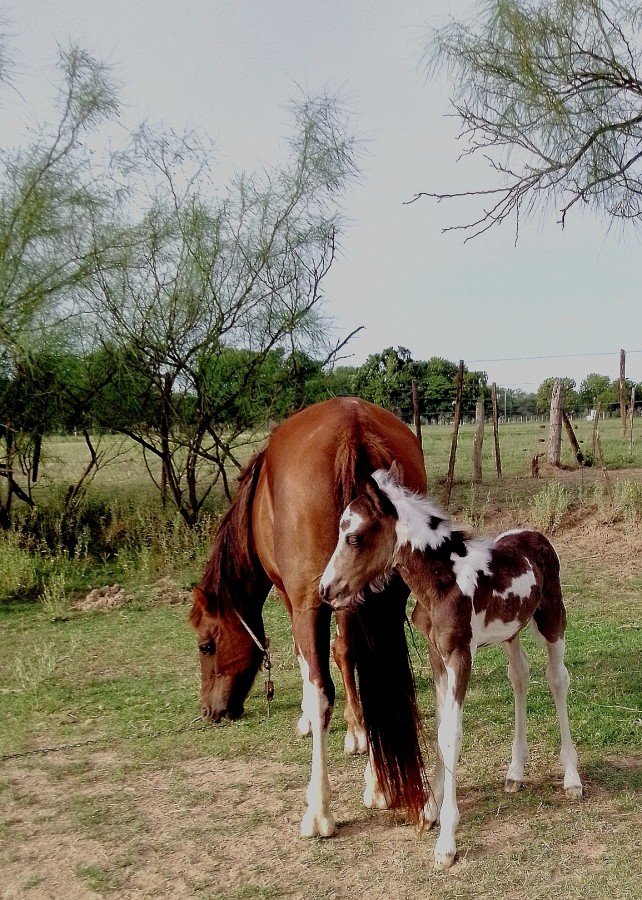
198, 639, 216, 656
346, 534, 361, 547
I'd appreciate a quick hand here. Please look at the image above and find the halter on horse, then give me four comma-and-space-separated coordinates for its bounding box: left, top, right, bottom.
320, 463, 583, 869
190, 398, 429, 836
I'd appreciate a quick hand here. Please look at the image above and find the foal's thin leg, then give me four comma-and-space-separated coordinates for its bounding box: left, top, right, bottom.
545, 637, 583, 799
424, 644, 447, 829
503, 636, 530, 793
433, 651, 470, 871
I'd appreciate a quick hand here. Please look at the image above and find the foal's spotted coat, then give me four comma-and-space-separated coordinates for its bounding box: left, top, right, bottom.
320, 466, 583, 871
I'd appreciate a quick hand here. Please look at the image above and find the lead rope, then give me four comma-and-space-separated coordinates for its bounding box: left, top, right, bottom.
234, 610, 274, 717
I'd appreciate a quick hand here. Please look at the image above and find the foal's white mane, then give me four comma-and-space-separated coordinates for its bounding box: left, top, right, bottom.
372, 469, 452, 552
372, 469, 494, 598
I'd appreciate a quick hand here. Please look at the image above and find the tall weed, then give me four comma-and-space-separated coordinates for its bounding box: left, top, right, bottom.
529, 481, 573, 532
595, 478, 642, 522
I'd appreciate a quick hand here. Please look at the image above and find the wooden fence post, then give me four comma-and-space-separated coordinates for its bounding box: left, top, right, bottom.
444, 360, 464, 507
491, 382, 502, 478
562, 410, 584, 466
592, 402, 601, 457
473, 399, 484, 483
547, 379, 563, 466
620, 349, 627, 436
411, 379, 422, 451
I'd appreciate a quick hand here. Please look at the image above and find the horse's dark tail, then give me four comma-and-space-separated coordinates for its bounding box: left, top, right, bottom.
333, 406, 429, 822
349, 579, 429, 822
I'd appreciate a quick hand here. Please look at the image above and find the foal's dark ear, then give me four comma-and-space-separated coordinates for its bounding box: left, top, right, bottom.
388, 459, 404, 484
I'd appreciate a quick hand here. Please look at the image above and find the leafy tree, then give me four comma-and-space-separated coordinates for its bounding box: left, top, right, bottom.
419, 0, 642, 237
0, 46, 119, 522
88, 96, 359, 524
536, 377, 579, 413
353, 347, 422, 421
578, 373, 613, 410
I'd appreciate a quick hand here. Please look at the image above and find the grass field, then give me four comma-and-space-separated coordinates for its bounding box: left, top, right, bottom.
1, 417, 641, 898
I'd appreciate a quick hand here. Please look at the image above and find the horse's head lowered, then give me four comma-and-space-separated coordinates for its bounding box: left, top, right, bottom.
189, 587, 266, 722
319, 468, 401, 610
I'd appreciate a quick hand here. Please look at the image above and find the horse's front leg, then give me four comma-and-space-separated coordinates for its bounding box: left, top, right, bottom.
294, 607, 337, 838
433, 649, 471, 871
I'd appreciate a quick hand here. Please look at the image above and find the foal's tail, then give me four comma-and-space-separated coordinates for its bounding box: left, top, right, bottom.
350, 575, 429, 823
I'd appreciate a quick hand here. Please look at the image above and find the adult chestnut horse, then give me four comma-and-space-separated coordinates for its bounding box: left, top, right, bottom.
189, 397, 429, 837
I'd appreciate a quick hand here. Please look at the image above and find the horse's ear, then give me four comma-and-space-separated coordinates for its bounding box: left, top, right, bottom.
189, 586, 208, 629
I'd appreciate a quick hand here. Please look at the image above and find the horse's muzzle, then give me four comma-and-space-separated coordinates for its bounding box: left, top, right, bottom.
201, 703, 244, 724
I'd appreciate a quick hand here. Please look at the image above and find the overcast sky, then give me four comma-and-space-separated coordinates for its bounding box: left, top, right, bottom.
3, 0, 641, 391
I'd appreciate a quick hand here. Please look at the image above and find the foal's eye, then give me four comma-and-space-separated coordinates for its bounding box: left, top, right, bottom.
198, 639, 216, 656
346, 534, 361, 547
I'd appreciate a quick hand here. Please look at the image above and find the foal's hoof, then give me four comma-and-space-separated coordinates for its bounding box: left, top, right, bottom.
434, 851, 456, 871
504, 778, 524, 794
565, 784, 583, 800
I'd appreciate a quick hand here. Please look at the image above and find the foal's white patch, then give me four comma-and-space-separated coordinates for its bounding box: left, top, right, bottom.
451, 538, 493, 598
472, 611, 522, 648
493, 561, 536, 600
372, 469, 451, 552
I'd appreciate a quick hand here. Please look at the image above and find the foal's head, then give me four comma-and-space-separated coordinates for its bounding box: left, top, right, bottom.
189, 587, 266, 723
319, 470, 399, 610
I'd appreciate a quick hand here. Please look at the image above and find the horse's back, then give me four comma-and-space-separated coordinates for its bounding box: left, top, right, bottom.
253, 397, 425, 592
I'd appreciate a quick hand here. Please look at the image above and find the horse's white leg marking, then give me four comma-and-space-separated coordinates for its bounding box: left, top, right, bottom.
433, 663, 464, 871
298, 656, 336, 837
363, 756, 389, 810
503, 637, 530, 792
344, 720, 367, 756
545, 637, 583, 799
296, 654, 312, 737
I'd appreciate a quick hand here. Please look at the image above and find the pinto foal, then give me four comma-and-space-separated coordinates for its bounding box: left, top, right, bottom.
319, 465, 583, 870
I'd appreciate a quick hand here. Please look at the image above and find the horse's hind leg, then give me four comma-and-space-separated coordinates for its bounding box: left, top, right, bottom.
332, 611, 367, 755
543, 635, 583, 799
502, 635, 530, 793
293, 605, 338, 838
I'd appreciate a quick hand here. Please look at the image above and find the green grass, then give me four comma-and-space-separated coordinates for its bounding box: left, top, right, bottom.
0, 420, 641, 897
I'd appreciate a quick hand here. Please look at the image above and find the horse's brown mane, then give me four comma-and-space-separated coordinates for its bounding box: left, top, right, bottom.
199, 449, 267, 615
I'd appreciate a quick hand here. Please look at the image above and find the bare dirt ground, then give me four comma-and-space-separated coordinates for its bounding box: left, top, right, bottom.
2, 471, 642, 899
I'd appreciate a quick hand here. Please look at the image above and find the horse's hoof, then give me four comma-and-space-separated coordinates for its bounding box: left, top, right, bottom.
363, 785, 389, 810
344, 727, 366, 756
434, 851, 456, 871
505, 778, 524, 794
565, 784, 583, 800
300, 810, 337, 838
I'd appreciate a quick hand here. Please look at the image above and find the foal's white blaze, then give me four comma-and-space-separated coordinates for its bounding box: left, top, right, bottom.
298, 656, 336, 837
319, 509, 365, 595
451, 539, 493, 598
493, 561, 536, 600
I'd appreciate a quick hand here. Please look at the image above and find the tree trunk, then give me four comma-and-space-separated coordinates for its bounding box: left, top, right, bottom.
547, 380, 563, 466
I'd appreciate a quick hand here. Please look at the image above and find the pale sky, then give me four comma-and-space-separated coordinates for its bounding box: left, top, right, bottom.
2, 0, 641, 391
